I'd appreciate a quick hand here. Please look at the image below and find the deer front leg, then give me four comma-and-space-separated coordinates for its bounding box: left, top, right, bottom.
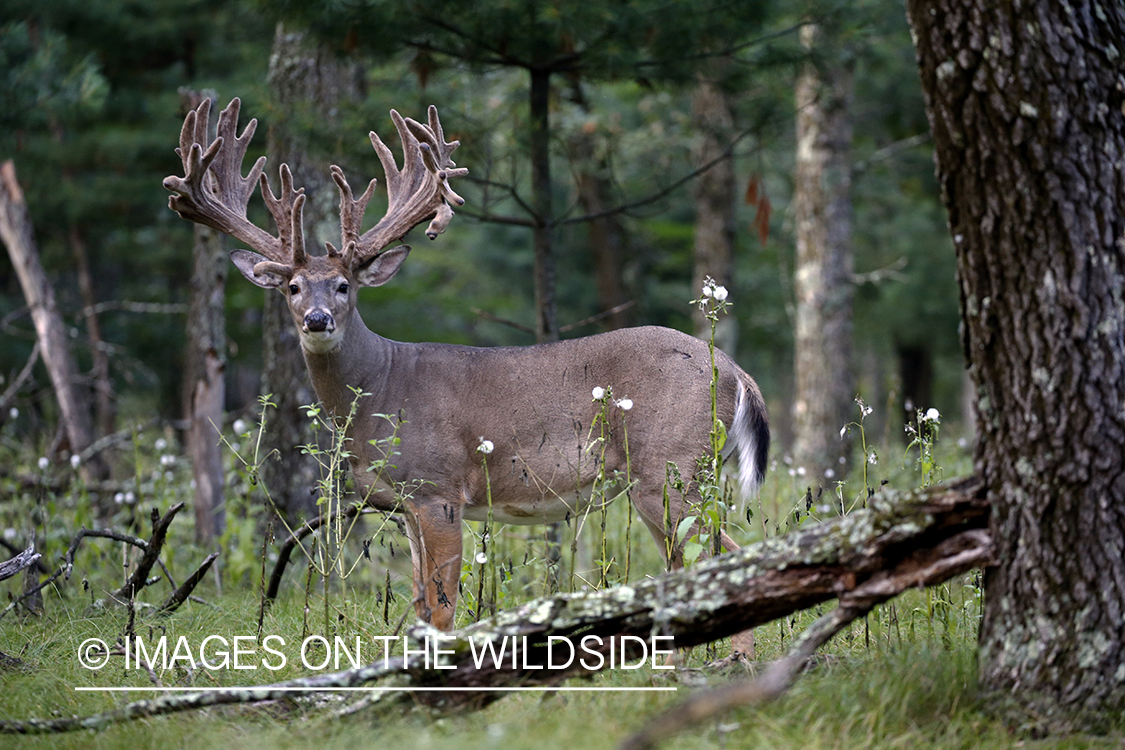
403, 498, 463, 631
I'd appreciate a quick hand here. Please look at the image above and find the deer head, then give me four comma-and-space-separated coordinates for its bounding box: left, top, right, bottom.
163, 98, 467, 354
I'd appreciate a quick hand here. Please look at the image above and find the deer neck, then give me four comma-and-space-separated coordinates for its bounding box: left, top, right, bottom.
300, 308, 393, 419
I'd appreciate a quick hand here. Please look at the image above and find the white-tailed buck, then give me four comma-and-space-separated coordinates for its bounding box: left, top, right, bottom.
164, 98, 769, 630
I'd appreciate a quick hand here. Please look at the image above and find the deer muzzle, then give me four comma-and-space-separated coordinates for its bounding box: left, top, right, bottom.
303, 309, 335, 334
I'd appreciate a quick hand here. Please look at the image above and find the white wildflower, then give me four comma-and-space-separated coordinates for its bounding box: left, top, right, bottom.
591, 386, 606, 400
701, 285, 713, 298
925, 407, 941, 422
787, 468, 796, 477
477, 438, 494, 455
838, 456, 846, 464
475, 552, 488, 565
3, 528, 16, 541
114, 492, 125, 505
125, 491, 135, 505
69, 454, 80, 469
37, 456, 49, 471
868, 452, 878, 465
616, 397, 633, 411
797, 466, 807, 477
957, 437, 969, 449
839, 426, 847, 439
160, 454, 176, 467
233, 418, 249, 435
712, 285, 728, 302
824, 468, 836, 479
8, 407, 17, 419
155, 437, 168, 452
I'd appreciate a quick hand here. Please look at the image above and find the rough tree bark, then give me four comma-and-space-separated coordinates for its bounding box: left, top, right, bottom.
907, 0, 1125, 731
261, 23, 360, 523
180, 89, 228, 547
791, 24, 855, 484
0, 161, 108, 482
691, 75, 738, 355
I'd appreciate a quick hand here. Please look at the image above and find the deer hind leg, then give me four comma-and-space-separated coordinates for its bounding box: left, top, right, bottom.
632, 469, 755, 661
631, 467, 739, 568
403, 498, 464, 631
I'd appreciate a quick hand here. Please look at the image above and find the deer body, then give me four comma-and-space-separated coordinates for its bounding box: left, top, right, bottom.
165, 98, 769, 631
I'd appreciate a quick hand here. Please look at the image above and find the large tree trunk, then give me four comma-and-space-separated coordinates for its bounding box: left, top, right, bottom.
181, 88, 228, 547
907, 0, 1125, 731
690, 75, 738, 354
791, 24, 855, 484
262, 23, 360, 523
0, 161, 108, 482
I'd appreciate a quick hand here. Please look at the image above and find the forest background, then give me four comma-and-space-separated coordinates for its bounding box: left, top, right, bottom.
0, 0, 962, 488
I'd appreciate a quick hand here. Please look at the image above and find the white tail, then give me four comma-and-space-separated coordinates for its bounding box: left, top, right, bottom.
165, 98, 770, 630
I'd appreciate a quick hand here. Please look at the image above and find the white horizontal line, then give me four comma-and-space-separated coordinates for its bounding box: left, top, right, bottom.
75, 686, 677, 693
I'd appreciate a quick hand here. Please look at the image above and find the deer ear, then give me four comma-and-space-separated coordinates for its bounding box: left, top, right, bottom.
355, 245, 410, 288
230, 250, 290, 289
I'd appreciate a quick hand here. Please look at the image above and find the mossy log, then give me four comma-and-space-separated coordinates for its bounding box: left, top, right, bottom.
0, 477, 990, 734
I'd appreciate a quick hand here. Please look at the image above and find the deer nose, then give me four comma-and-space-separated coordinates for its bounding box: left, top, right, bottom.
304, 310, 334, 333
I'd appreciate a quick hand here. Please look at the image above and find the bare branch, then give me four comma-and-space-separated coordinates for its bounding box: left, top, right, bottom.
264, 506, 392, 602
0, 342, 38, 417
158, 553, 218, 615
108, 503, 184, 604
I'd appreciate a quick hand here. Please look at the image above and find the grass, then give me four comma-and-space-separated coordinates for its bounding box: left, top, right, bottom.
1, 404, 1120, 748
3, 589, 1120, 750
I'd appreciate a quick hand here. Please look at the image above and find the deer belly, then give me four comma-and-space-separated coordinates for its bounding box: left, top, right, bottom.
462, 484, 615, 525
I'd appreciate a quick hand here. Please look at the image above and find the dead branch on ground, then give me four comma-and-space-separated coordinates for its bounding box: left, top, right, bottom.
0, 503, 214, 621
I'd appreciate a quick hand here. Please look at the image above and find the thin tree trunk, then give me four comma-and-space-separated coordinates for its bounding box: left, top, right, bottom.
896, 342, 933, 433
262, 22, 360, 523
0, 161, 107, 481
907, 0, 1125, 731
691, 75, 738, 354
180, 89, 229, 546
791, 24, 855, 484
569, 116, 633, 331
69, 225, 114, 439
529, 68, 558, 343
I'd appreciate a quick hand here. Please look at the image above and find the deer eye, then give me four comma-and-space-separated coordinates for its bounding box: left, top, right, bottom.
337, 283, 349, 295
288, 284, 300, 296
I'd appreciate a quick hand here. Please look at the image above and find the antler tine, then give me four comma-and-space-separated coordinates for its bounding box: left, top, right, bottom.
164, 97, 285, 263
329, 165, 378, 263
259, 163, 308, 266
351, 106, 468, 265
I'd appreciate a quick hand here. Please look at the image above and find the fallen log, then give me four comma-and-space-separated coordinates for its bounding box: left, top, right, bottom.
0, 477, 989, 734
